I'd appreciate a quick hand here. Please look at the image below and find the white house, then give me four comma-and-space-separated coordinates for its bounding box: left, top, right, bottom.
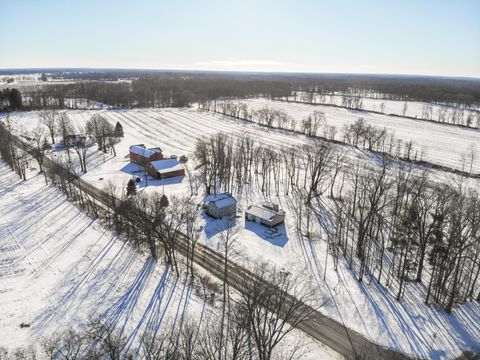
203, 192, 237, 219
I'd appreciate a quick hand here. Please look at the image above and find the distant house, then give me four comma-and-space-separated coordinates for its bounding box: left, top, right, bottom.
245, 202, 285, 227
129, 144, 163, 165
63, 134, 86, 147
203, 192, 237, 219
147, 158, 185, 179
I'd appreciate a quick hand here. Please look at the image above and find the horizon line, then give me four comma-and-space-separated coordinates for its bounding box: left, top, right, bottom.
0, 67, 479, 81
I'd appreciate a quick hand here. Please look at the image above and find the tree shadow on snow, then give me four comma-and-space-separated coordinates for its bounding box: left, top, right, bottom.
244, 220, 288, 247
201, 213, 237, 239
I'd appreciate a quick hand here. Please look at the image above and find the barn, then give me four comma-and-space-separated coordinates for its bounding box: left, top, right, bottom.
245, 202, 285, 227
129, 144, 163, 165
203, 192, 237, 219
147, 158, 185, 179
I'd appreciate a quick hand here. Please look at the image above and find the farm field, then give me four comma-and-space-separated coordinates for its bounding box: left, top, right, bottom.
2, 106, 480, 359
0, 161, 334, 359
286, 92, 480, 121
242, 98, 480, 174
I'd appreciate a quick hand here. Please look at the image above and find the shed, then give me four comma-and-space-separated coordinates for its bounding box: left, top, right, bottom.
203, 192, 237, 219
245, 203, 285, 227
63, 134, 86, 147
148, 158, 185, 179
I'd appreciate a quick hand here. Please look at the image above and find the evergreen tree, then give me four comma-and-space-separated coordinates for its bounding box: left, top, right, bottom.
9, 88, 22, 109
160, 194, 169, 208
114, 121, 124, 138
126, 179, 137, 196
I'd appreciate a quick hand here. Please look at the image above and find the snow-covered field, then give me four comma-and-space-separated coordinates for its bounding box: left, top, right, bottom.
289, 92, 480, 121
0, 162, 336, 359
242, 98, 480, 174
0, 74, 43, 86
2, 107, 480, 359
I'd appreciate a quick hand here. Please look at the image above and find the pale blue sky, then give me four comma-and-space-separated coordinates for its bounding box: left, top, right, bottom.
1, 0, 479, 77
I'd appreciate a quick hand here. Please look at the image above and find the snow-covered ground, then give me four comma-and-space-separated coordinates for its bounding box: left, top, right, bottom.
289, 92, 480, 121
0, 74, 42, 86
2, 108, 480, 359
242, 98, 480, 174
0, 161, 337, 359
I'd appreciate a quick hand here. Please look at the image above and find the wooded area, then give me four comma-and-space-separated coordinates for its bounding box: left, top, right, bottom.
1, 71, 479, 111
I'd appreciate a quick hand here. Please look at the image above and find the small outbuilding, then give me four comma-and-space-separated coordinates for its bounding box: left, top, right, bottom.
203, 192, 237, 219
129, 144, 164, 165
148, 158, 185, 179
63, 134, 86, 147
245, 202, 285, 227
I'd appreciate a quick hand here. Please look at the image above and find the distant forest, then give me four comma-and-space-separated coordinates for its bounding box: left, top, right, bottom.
1, 69, 479, 110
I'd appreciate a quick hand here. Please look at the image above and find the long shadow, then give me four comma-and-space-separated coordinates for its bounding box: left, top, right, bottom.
202, 214, 237, 239
31, 233, 122, 334
244, 221, 288, 247
104, 256, 156, 333
122, 265, 177, 348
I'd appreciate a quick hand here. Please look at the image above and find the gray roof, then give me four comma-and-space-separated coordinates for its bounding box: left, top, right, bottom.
150, 159, 184, 174
245, 204, 283, 222
204, 192, 237, 209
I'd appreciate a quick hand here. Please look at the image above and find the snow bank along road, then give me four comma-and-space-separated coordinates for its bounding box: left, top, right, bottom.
7, 127, 411, 359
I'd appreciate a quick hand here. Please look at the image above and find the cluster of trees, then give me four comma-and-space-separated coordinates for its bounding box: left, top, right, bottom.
109, 190, 198, 276
39, 110, 123, 173
0, 117, 30, 181
194, 133, 337, 199
192, 131, 480, 312
342, 118, 422, 162
331, 162, 480, 312
0, 88, 22, 110
0, 110, 124, 184
85, 114, 123, 155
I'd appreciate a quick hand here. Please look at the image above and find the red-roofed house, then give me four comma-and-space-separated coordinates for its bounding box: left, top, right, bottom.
129, 144, 163, 165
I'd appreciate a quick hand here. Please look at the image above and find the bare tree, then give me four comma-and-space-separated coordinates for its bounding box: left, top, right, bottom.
86, 114, 114, 152
29, 126, 50, 184
72, 126, 89, 173
40, 110, 58, 144
86, 317, 129, 360
303, 143, 333, 205
238, 263, 321, 360
41, 329, 85, 360
142, 326, 178, 360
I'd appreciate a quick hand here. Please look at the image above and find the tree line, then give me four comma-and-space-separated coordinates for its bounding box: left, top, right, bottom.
284, 91, 480, 128
0, 88, 23, 110
285, 74, 480, 107
5, 70, 479, 111
11, 76, 291, 110
201, 101, 430, 165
